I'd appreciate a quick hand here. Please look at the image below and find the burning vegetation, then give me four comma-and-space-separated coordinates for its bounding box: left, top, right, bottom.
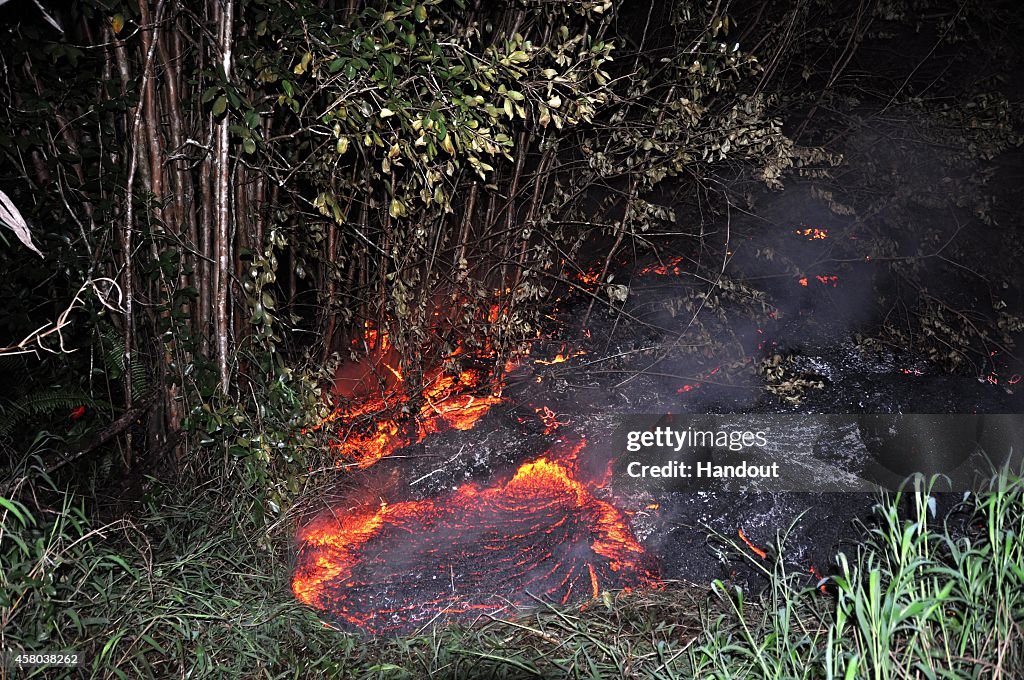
305, 323, 512, 468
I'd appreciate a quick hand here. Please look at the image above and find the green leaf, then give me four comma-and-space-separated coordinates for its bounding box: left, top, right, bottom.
212, 95, 227, 116
0, 497, 28, 525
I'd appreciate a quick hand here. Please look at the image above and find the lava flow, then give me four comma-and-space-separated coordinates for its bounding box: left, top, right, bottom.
292, 439, 657, 634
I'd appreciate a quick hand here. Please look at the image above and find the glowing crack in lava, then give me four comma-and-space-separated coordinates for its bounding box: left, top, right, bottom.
292, 440, 658, 634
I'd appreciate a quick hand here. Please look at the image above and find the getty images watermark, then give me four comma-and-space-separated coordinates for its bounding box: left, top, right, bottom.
612, 414, 1024, 492
625, 426, 777, 481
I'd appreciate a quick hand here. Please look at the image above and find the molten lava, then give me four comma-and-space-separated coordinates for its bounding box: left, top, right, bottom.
292, 439, 657, 634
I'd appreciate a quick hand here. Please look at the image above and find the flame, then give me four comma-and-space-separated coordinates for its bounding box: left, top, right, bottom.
535, 347, 587, 366
322, 366, 506, 468
308, 321, 521, 468
798, 277, 809, 287
292, 439, 658, 634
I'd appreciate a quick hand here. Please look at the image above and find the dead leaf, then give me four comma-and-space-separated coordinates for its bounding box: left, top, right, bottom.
0, 189, 44, 257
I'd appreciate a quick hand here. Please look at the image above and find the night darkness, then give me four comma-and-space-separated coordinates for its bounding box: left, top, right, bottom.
1, 0, 1023, 676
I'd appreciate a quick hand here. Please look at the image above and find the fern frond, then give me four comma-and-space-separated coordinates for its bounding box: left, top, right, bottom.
0, 388, 110, 438
97, 323, 150, 394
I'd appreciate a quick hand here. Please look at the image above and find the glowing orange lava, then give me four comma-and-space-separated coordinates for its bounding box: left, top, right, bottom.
292, 440, 658, 634
737, 527, 767, 559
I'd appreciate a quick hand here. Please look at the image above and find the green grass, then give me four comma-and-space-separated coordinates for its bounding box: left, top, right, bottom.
2, 471, 1022, 678
686, 473, 1024, 679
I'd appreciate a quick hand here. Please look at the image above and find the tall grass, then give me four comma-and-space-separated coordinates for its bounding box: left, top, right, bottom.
0, 478, 349, 678
688, 472, 1024, 680
1, 471, 1022, 678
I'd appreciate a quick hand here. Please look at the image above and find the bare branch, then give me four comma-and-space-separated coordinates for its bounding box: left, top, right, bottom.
0, 278, 125, 358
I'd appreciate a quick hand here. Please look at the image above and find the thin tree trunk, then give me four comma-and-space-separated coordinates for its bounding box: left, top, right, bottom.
216, 0, 235, 394
118, 0, 166, 469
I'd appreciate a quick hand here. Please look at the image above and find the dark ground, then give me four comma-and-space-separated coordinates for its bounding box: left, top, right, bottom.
307, 2, 1024, 621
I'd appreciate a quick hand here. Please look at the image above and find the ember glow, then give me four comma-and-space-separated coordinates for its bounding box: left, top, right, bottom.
676, 366, 721, 395
535, 405, 570, 434
809, 564, 828, 593
577, 268, 602, 286
535, 346, 587, 366
815, 274, 839, 287
292, 440, 658, 634
798, 275, 839, 288
638, 255, 685, 276
737, 527, 767, 559
795, 227, 829, 240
